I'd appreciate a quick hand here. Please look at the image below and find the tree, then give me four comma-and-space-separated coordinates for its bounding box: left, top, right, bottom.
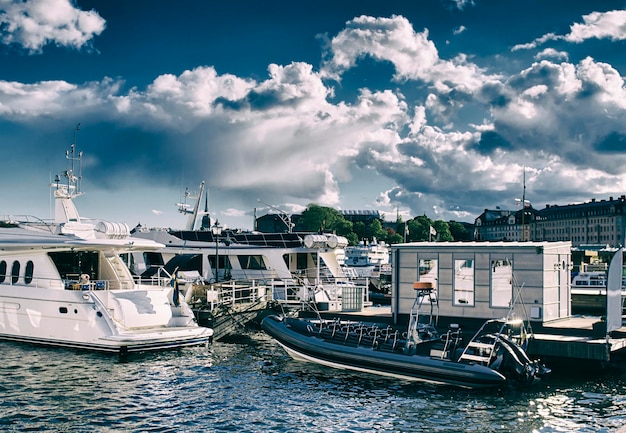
432, 220, 453, 241
299, 204, 353, 238
352, 221, 366, 241
367, 219, 387, 241
449, 221, 471, 241
386, 229, 403, 244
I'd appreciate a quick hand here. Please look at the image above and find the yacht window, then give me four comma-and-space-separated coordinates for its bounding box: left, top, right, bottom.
143, 252, 165, 268
0, 260, 6, 283
295, 253, 309, 271
48, 251, 99, 281
11, 261, 20, 284
237, 255, 266, 270
25, 261, 34, 284
207, 255, 229, 271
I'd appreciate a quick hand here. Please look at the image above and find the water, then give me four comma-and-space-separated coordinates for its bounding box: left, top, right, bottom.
2, 332, 626, 433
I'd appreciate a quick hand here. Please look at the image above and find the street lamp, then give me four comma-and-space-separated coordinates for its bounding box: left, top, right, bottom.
212, 220, 222, 283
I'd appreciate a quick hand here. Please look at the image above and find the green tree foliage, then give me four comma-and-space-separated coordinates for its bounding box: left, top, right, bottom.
353, 221, 366, 241
367, 219, 387, 240
386, 230, 403, 244
400, 215, 454, 242
432, 220, 453, 241
448, 221, 471, 241
296, 204, 468, 245
299, 204, 353, 238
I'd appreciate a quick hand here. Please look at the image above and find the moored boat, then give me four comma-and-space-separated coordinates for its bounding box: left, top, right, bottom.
0, 130, 213, 354
262, 283, 549, 389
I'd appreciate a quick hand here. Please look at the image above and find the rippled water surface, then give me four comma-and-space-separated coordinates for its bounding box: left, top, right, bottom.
2, 332, 626, 432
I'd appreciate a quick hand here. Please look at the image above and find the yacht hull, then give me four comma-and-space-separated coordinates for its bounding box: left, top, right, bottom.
0, 286, 212, 354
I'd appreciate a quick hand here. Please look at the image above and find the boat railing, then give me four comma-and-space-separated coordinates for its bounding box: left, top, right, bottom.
187, 278, 275, 311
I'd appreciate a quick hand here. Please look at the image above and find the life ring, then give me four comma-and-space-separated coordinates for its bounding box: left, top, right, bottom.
80, 274, 90, 283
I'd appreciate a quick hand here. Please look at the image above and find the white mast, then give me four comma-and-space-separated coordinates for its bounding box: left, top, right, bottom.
52, 123, 84, 226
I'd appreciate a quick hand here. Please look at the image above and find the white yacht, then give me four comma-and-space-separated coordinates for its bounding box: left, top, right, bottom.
343, 238, 391, 278
0, 136, 213, 354
130, 183, 357, 307
570, 270, 626, 313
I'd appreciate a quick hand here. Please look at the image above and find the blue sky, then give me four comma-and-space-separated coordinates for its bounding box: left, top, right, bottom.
1, 0, 626, 231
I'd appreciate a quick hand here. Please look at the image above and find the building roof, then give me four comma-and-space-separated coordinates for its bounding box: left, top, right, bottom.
392, 240, 572, 250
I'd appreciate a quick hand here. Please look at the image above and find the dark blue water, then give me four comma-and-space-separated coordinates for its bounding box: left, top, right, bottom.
1, 331, 626, 432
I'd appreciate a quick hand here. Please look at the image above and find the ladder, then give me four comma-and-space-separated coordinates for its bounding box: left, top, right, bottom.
405, 281, 437, 350
458, 340, 495, 365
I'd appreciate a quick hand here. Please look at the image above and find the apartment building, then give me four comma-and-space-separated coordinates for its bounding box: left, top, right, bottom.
474, 195, 626, 248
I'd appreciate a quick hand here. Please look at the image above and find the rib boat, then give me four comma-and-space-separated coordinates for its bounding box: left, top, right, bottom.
0, 131, 213, 354
262, 283, 549, 389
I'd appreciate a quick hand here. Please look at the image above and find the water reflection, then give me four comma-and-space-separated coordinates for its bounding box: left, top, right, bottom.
1, 334, 625, 432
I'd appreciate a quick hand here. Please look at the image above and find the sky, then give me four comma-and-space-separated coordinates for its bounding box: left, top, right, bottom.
1, 0, 626, 231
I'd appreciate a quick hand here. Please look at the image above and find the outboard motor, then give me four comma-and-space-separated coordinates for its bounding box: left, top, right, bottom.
491, 335, 538, 385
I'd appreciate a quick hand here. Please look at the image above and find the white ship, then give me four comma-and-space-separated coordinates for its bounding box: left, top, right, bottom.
0, 130, 212, 354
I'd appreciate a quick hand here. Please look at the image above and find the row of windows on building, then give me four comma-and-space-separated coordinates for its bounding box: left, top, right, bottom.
0, 260, 35, 284
475, 196, 626, 246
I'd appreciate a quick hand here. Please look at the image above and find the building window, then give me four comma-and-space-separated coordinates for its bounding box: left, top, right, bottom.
419, 258, 438, 296
0, 260, 6, 283
491, 258, 513, 308
454, 259, 474, 306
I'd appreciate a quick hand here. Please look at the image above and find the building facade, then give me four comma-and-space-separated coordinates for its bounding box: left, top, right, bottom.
474, 195, 626, 248
391, 241, 572, 325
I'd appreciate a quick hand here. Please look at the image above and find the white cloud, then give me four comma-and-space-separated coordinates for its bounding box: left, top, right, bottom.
321, 15, 500, 95
566, 10, 626, 43
450, 0, 474, 11
1, 13, 626, 225
534, 48, 568, 62
512, 9, 626, 51
453, 25, 466, 35
0, 0, 106, 52
0, 77, 121, 118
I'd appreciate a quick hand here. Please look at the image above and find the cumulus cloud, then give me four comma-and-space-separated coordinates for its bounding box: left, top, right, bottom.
321, 15, 500, 96
1, 11, 626, 224
0, 58, 411, 209
512, 9, 626, 51
534, 48, 568, 61
0, 0, 105, 52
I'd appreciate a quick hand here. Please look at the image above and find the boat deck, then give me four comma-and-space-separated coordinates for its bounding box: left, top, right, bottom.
318, 306, 626, 365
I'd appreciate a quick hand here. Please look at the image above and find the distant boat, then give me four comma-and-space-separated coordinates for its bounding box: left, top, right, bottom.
342, 238, 391, 304
570, 270, 626, 313
262, 283, 550, 389
131, 183, 364, 311
344, 238, 390, 272
0, 131, 212, 354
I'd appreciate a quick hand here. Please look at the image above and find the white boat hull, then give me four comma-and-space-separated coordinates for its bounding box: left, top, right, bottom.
0, 286, 212, 354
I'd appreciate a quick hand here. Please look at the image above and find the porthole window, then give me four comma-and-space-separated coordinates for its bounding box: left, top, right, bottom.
11, 261, 20, 284
25, 261, 34, 284
0, 260, 6, 283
